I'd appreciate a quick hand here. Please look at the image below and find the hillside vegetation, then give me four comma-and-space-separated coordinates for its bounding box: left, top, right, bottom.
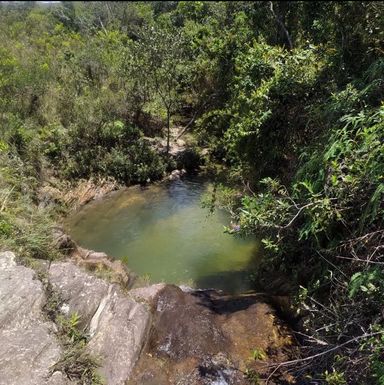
0, 1, 383, 384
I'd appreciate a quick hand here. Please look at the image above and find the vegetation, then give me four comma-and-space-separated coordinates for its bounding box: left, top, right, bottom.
0, 1, 383, 384
44, 286, 103, 384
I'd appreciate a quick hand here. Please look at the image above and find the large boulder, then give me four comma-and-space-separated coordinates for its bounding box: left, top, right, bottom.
0, 252, 72, 385
49, 261, 152, 385
128, 286, 294, 385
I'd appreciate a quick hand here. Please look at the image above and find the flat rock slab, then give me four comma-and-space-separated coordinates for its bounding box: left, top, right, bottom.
0, 251, 71, 385
49, 261, 152, 385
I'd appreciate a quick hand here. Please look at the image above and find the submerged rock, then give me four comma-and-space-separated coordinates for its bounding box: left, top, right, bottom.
0, 252, 72, 385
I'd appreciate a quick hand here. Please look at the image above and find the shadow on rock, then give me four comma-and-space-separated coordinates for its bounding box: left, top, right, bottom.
191, 289, 270, 315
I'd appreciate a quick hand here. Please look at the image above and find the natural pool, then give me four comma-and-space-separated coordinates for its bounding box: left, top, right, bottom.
66, 176, 261, 293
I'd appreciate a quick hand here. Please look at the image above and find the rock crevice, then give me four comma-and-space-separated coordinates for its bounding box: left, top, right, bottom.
0, 251, 73, 385
48, 260, 153, 385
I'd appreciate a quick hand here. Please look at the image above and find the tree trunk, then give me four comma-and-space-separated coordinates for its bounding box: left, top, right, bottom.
269, 1, 293, 50
166, 108, 170, 155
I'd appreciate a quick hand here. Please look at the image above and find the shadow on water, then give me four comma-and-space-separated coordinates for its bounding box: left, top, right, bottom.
191, 289, 267, 315
192, 241, 262, 294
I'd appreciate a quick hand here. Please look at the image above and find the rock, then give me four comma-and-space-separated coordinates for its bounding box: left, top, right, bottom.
0, 250, 15, 269
52, 229, 135, 288
49, 261, 110, 329
151, 285, 225, 360
0, 251, 72, 385
50, 372, 74, 385
129, 283, 167, 307
88, 251, 109, 260
76, 253, 135, 288
52, 226, 76, 254
49, 262, 152, 385
128, 287, 294, 385
87, 288, 151, 385
169, 169, 187, 181
169, 169, 181, 180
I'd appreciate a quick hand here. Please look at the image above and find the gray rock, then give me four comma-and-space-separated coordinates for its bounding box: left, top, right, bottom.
49, 261, 110, 329
0, 251, 72, 385
87, 287, 151, 385
87, 251, 109, 260
169, 169, 187, 181
49, 261, 152, 385
52, 227, 76, 254
0, 256, 45, 328
169, 169, 181, 180
129, 283, 166, 306
0, 250, 16, 269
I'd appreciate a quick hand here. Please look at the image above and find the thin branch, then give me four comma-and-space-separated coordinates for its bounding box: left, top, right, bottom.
278, 202, 314, 230
176, 95, 214, 140
176, 109, 199, 140
265, 331, 384, 384
335, 255, 384, 265
316, 250, 348, 279
99, 17, 107, 34
293, 331, 329, 346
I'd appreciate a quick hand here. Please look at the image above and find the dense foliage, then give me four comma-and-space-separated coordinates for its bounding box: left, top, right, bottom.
0, 1, 383, 384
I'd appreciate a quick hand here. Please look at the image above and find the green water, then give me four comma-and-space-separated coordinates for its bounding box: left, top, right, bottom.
66, 176, 261, 293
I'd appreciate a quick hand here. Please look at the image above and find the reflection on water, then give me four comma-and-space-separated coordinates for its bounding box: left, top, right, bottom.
66, 176, 261, 293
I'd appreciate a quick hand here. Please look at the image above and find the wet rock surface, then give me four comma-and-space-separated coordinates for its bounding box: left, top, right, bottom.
0, 252, 72, 385
128, 286, 293, 385
151, 286, 226, 360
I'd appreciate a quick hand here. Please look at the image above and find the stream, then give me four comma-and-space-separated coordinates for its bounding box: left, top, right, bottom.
66, 176, 261, 293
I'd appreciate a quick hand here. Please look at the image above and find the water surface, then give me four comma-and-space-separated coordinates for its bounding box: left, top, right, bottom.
66, 176, 261, 293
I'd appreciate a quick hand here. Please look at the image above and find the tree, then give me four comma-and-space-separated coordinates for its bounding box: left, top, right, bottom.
135, 23, 187, 154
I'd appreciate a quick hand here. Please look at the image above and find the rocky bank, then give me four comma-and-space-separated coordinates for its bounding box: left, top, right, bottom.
0, 249, 294, 385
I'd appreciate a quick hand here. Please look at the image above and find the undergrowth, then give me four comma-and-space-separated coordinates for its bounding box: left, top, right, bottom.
208, 77, 384, 383
0, 144, 60, 261
44, 283, 104, 385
